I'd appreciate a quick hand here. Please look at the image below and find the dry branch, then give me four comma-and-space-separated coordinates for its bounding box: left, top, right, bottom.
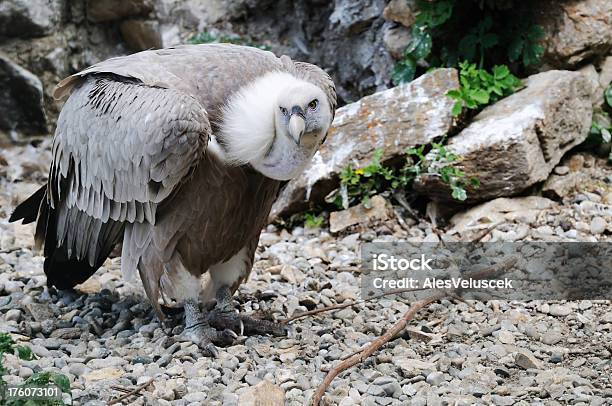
108, 377, 155, 405
311, 291, 446, 405
310, 255, 518, 405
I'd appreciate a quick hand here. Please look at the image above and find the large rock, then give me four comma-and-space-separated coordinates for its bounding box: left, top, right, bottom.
329, 195, 392, 233
87, 0, 153, 23
119, 19, 163, 51
0, 54, 47, 137
382, 0, 416, 28
599, 56, 612, 88
537, 0, 612, 68
270, 68, 459, 219
415, 70, 592, 203
383, 25, 412, 59
329, 0, 384, 35
0, 0, 60, 37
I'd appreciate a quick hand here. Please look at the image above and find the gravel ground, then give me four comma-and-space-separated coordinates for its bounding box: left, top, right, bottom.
0, 143, 611, 406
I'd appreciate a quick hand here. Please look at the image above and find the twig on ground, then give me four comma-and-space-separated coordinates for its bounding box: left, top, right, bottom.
311, 291, 447, 406
108, 377, 155, 405
280, 287, 428, 324
310, 255, 519, 405
284, 255, 518, 325
0, 247, 22, 254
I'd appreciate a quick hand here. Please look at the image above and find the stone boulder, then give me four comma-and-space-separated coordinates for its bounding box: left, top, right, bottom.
270, 68, 459, 219
415, 70, 592, 203
0, 0, 60, 38
119, 20, 163, 51
329, 195, 392, 233
0, 54, 47, 137
383, 25, 412, 59
87, 0, 153, 23
537, 0, 612, 68
382, 0, 416, 28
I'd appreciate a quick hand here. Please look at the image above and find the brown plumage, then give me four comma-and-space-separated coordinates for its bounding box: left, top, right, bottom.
11, 44, 336, 353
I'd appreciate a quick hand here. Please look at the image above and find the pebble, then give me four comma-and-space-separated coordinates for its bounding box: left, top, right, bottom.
425, 371, 445, 386
590, 217, 607, 235
497, 330, 515, 344
542, 331, 563, 345
5, 309, 21, 322
515, 352, 541, 370
549, 304, 572, 317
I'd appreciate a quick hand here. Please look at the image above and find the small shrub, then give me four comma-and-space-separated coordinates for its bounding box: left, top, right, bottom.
303, 213, 325, 229
330, 141, 479, 209
393, 0, 545, 85
581, 87, 612, 161
446, 62, 522, 116
0, 333, 70, 406
419, 140, 480, 201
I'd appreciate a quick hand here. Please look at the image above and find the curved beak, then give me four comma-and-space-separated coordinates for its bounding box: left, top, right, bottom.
288, 107, 305, 145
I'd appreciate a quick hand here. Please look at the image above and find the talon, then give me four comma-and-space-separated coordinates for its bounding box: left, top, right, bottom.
203, 342, 219, 358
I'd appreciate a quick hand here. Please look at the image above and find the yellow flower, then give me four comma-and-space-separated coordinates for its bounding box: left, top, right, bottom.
355, 168, 365, 175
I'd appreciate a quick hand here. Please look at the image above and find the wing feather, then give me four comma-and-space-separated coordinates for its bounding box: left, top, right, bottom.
47, 75, 210, 269
51, 77, 210, 225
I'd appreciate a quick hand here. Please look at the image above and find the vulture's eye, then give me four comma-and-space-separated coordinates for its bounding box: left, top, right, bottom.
280, 107, 288, 116
308, 99, 319, 111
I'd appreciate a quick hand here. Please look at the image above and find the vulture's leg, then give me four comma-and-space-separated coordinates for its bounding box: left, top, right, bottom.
207, 286, 287, 337
205, 247, 287, 337
182, 298, 238, 357
168, 265, 238, 356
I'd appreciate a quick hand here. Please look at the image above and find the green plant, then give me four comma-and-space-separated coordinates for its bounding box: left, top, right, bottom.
187, 31, 271, 51
332, 149, 416, 209
303, 213, 325, 229
393, 0, 545, 85
331, 140, 479, 209
392, 0, 453, 84
581, 87, 612, 161
507, 24, 545, 67
446, 62, 521, 116
423, 140, 480, 201
0, 334, 70, 406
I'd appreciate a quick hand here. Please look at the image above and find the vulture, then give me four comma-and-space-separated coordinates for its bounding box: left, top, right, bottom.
10, 44, 336, 356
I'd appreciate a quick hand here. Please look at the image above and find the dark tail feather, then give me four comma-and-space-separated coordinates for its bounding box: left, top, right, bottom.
43, 208, 124, 290
9, 185, 47, 224
44, 247, 100, 290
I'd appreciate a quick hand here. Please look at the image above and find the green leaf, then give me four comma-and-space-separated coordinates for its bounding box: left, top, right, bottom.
481, 32, 499, 49
51, 373, 71, 393
451, 101, 463, 116
601, 127, 611, 143
451, 185, 468, 201
470, 177, 481, 188
392, 58, 417, 85
605, 85, 612, 108
406, 26, 433, 60
526, 25, 545, 41
446, 89, 461, 99
458, 34, 477, 62
470, 88, 490, 104
0, 333, 14, 353
16, 346, 35, 361
507, 38, 524, 62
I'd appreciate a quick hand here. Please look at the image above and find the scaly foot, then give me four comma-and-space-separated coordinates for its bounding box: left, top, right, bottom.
180, 298, 238, 357
206, 286, 287, 337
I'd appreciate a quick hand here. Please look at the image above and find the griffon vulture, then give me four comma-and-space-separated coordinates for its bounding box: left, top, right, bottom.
10, 44, 336, 356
